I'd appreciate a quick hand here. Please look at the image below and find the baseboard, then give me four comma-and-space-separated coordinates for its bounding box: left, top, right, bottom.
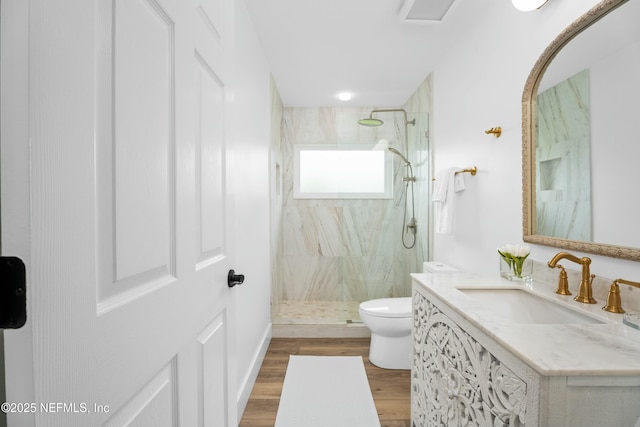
272, 323, 370, 338
237, 323, 272, 421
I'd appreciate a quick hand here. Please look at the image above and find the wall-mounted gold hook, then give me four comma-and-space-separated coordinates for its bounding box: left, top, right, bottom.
485, 127, 502, 138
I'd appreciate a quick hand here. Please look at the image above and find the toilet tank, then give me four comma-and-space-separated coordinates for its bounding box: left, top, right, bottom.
423, 262, 459, 273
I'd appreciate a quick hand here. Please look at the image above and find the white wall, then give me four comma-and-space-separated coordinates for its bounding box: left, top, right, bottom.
431, 0, 640, 281
232, 0, 273, 417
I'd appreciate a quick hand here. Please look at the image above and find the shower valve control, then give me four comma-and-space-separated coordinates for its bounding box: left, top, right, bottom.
227, 269, 245, 288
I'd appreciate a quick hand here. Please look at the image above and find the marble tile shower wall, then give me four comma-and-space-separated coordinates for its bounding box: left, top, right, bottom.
277, 107, 428, 307
270, 77, 285, 319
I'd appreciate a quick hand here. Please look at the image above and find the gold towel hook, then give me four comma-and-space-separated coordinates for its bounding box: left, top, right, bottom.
485, 127, 502, 138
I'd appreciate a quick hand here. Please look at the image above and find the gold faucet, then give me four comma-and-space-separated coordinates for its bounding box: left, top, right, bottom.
547, 252, 596, 304
603, 278, 640, 313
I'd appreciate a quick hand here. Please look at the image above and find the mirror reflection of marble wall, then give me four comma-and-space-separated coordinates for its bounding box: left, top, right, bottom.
534, 1, 640, 249
536, 70, 591, 241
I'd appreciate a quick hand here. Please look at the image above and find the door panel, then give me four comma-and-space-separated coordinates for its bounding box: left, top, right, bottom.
198, 313, 228, 426
97, 0, 178, 311
1, 0, 237, 425
113, 0, 175, 283
195, 0, 228, 272
103, 361, 178, 427
196, 56, 226, 266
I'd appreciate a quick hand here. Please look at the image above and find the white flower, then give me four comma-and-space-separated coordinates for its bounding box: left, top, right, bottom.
498, 244, 530, 258
498, 244, 531, 279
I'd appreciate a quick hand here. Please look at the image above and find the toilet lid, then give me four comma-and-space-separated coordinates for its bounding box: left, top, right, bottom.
359, 297, 412, 318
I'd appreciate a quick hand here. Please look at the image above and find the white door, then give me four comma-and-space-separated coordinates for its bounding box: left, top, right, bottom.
1, 0, 238, 425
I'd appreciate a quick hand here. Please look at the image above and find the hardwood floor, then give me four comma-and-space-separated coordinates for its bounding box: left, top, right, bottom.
239, 338, 411, 427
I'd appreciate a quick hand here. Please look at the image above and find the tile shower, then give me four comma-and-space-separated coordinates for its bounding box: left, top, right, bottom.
272, 106, 430, 325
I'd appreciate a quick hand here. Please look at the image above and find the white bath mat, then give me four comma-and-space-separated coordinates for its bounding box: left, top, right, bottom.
274, 355, 381, 427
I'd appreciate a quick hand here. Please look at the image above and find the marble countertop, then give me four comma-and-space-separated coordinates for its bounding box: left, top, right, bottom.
412, 272, 640, 377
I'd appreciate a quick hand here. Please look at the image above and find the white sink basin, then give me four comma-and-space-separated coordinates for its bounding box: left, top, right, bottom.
457, 288, 605, 324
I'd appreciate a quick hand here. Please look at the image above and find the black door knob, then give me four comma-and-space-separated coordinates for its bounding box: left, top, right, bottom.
227, 269, 245, 288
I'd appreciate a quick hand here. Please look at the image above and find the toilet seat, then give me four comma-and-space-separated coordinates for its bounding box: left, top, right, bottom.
359, 297, 411, 318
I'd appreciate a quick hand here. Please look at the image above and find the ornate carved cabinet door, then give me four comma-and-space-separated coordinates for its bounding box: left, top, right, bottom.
412, 291, 531, 427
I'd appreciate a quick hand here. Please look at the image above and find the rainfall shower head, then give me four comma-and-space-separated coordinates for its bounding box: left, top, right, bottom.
357, 109, 416, 127
358, 117, 384, 127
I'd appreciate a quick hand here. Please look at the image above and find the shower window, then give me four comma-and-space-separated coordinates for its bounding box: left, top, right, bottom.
293, 144, 392, 199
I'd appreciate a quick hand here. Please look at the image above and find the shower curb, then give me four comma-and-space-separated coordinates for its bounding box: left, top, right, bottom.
272, 324, 370, 339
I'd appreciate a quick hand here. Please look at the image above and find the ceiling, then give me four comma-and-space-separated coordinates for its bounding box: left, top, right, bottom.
243, 0, 487, 107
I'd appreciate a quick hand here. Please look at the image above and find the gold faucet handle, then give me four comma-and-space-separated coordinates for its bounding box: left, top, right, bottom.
554, 265, 571, 296
604, 278, 640, 314
603, 280, 625, 313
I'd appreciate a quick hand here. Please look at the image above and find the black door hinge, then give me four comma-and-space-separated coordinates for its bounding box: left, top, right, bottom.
1, 256, 26, 329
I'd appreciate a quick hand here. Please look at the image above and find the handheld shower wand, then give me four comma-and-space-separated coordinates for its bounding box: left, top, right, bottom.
359, 110, 418, 249
388, 147, 410, 166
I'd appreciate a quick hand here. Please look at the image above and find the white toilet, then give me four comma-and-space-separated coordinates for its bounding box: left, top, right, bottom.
359, 262, 458, 370
359, 297, 412, 369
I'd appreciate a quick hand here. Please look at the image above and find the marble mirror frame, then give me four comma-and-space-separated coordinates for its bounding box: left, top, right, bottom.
521, 0, 640, 261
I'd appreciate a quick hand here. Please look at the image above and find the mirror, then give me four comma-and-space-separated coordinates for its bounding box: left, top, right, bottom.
522, 0, 640, 261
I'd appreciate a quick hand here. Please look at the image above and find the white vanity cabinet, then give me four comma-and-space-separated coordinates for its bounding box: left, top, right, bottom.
412, 278, 640, 427
412, 286, 539, 426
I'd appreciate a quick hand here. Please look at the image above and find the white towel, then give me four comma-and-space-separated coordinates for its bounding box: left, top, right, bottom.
433, 167, 466, 235
454, 173, 466, 192
432, 168, 453, 203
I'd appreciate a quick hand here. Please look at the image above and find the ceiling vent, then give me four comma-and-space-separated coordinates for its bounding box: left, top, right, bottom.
399, 0, 455, 22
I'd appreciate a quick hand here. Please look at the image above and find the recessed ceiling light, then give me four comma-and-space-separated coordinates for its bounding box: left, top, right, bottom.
512, 0, 549, 12
337, 92, 352, 101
